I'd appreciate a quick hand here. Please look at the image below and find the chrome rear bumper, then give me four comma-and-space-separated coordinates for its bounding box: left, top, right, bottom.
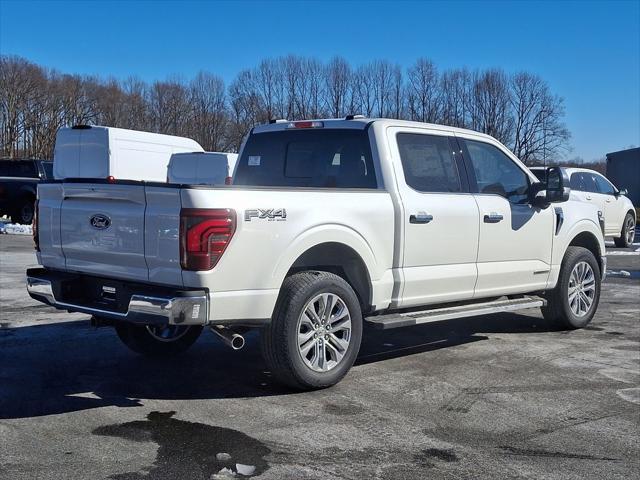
26, 272, 208, 326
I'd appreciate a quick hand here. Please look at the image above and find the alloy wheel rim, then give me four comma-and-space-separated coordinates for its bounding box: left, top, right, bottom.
296, 293, 352, 372
626, 217, 635, 244
145, 324, 189, 342
568, 261, 596, 317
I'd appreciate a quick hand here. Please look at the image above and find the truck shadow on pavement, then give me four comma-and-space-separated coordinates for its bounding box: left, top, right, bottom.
0, 311, 560, 420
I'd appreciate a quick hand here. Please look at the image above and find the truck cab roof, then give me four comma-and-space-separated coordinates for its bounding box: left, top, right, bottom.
252, 117, 500, 143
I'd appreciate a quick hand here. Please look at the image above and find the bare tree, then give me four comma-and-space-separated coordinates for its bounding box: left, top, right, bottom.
510, 72, 570, 165
148, 78, 191, 136
439, 68, 469, 128
0, 54, 572, 161
470, 68, 514, 145
324, 56, 351, 117
406, 58, 440, 122
189, 72, 229, 152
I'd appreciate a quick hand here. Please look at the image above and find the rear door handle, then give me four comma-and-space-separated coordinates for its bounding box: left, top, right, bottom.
409, 213, 434, 224
585, 195, 592, 200
484, 213, 504, 223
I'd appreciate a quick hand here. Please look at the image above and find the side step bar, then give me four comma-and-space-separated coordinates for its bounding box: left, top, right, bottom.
365, 296, 546, 330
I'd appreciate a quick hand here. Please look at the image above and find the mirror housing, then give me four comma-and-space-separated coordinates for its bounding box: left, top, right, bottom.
544, 166, 570, 203
530, 166, 570, 207
616, 188, 628, 197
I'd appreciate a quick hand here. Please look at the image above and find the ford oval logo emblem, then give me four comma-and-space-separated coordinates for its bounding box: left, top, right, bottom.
90, 214, 111, 230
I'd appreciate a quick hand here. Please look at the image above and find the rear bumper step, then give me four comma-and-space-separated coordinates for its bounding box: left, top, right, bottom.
26, 268, 208, 326
366, 296, 546, 330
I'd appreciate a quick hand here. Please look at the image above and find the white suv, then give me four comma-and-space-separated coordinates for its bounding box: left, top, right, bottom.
532, 167, 636, 247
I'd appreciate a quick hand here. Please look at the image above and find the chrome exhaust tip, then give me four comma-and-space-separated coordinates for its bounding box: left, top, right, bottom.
210, 325, 245, 350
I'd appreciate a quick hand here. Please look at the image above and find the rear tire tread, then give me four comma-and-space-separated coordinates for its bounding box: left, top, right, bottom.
261, 271, 362, 390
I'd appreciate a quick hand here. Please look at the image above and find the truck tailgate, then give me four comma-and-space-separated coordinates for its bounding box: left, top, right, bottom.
60, 184, 148, 282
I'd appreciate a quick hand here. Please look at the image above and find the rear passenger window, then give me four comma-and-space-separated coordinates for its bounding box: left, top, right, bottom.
571, 173, 598, 193
396, 133, 462, 193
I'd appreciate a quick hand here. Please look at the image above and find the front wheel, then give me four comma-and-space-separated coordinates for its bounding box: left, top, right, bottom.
115, 323, 203, 356
261, 271, 363, 390
542, 246, 601, 329
614, 213, 636, 248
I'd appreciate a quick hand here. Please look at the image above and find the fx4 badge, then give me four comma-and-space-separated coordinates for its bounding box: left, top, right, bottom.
244, 208, 287, 222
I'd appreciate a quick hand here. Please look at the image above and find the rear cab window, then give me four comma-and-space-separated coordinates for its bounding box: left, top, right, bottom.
234, 129, 377, 189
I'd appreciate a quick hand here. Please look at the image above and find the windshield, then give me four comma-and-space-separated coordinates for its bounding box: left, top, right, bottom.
233, 129, 377, 189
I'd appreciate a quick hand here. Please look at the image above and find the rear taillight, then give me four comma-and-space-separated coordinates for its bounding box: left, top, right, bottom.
180, 208, 236, 271
33, 199, 39, 251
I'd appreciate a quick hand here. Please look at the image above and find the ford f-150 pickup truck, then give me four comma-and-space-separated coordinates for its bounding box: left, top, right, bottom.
27, 118, 606, 390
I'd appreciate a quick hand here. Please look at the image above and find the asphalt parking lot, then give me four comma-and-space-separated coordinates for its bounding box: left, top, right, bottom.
0, 233, 638, 480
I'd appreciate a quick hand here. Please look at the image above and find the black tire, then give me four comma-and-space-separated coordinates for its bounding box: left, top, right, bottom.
261, 271, 363, 390
11, 197, 34, 225
613, 212, 636, 248
115, 323, 203, 357
542, 246, 601, 329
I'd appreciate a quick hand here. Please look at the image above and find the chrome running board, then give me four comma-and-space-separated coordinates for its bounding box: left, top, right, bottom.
365, 296, 546, 330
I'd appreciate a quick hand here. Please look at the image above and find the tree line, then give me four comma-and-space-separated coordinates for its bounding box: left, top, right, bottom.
0, 54, 570, 164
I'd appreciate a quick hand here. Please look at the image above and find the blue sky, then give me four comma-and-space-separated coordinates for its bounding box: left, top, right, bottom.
1, 0, 638, 161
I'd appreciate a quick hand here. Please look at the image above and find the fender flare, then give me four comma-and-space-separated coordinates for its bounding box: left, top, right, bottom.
271, 223, 379, 288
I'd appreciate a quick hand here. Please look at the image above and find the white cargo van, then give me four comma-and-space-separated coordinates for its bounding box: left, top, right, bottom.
167, 152, 238, 185
53, 126, 204, 182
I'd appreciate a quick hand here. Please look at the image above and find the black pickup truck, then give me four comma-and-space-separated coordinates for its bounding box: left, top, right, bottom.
0, 159, 53, 224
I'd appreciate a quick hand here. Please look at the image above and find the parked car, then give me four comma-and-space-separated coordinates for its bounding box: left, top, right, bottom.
27, 118, 606, 390
0, 159, 53, 224
531, 166, 636, 247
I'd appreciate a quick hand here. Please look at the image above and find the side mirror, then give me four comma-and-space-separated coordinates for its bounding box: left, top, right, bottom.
616, 188, 628, 197
545, 166, 570, 203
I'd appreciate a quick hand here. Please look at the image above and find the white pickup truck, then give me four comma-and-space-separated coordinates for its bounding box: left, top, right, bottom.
27, 118, 606, 390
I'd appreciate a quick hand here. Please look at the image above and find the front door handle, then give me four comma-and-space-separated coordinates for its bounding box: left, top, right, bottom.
585, 195, 592, 200
410, 213, 434, 224
484, 213, 504, 223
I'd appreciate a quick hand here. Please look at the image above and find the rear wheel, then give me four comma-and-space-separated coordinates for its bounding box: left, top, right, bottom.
542, 246, 601, 329
115, 323, 203, 356
614, 213, 635, 248
261, 271, 363, 390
